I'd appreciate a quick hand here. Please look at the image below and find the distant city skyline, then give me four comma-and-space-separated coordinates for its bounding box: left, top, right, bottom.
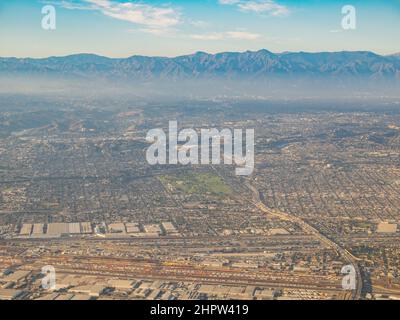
0, 0, 399, 58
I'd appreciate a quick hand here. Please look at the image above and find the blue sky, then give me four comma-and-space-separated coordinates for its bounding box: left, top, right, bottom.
0, 0, 399, 58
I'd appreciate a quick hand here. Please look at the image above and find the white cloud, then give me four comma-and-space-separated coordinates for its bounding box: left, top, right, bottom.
137, 27, 179, 37
56, 0, 181, 28
226, 31, 261, 40
187, 19, 210, 28
190, 31, 261, 41
86, 0, 181, 28
190, 33, 225, 40
218, 0, 240, 4
219, 0, 289, 17
330, 29, 343, 33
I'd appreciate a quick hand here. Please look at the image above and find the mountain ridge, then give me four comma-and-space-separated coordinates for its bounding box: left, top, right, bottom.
1, 49, 399, 81
1, 48, 393, 59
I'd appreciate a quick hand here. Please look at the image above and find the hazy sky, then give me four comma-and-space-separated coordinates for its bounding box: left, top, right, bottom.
0, 0, 399, 58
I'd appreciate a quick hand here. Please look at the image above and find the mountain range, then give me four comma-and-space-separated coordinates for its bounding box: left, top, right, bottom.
1, 50, 400, 82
